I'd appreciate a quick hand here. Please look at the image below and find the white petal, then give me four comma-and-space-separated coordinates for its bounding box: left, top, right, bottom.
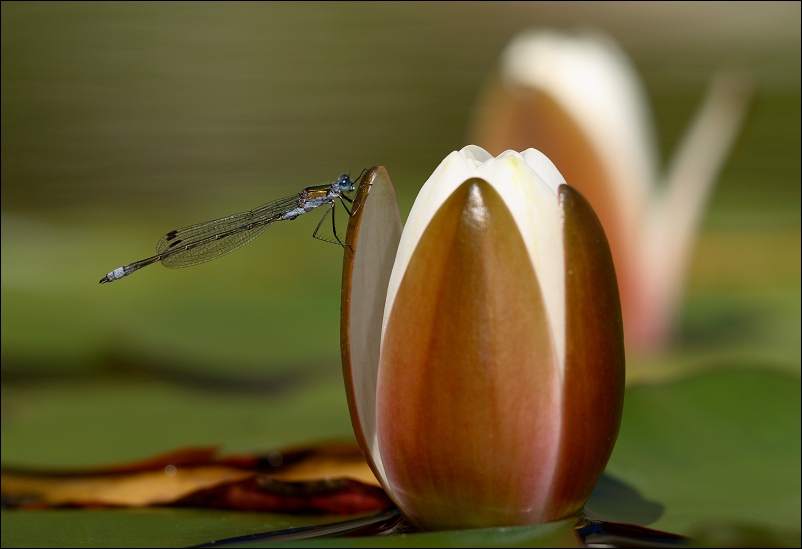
461, 144, 495, 168
521, 148, 565, 196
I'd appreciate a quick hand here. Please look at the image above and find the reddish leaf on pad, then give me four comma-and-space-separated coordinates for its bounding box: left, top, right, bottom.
1, 442, 392, 514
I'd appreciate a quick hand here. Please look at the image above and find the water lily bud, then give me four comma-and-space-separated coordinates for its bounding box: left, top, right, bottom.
470, 29, 752, 352
341, 147, 625, 530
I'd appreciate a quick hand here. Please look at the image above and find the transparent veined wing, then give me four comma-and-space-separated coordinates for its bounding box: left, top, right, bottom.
156, 194, 300, 268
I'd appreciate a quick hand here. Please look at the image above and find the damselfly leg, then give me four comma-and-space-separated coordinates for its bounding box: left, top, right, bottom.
311, 202, 345, 246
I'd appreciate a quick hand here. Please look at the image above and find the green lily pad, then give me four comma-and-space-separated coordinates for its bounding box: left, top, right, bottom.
605, 369, 801, 537
0, 509, 348, 549
3, 369, 799, 547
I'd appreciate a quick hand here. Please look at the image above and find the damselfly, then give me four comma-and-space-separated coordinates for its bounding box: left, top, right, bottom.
99, 172, 363, 284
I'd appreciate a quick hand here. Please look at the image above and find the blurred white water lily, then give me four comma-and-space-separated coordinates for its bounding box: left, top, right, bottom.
340, 148, 625, 530
470, 29, 752, 351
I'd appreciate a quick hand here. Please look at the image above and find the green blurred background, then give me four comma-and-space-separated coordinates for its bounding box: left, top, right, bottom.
1, 2, 800, 545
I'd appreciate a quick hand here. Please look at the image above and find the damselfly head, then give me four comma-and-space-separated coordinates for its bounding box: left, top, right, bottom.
340, 168, 368, 193
337, 173, 356, 193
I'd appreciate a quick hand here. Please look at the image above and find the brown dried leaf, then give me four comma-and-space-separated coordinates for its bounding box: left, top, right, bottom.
1, 442, 391, 514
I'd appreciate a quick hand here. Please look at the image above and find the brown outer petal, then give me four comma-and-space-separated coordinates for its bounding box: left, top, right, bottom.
376, 179, 561, 530
470, 79, 638, 349
544, 184, 625, 520
340, 166, 403, 490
